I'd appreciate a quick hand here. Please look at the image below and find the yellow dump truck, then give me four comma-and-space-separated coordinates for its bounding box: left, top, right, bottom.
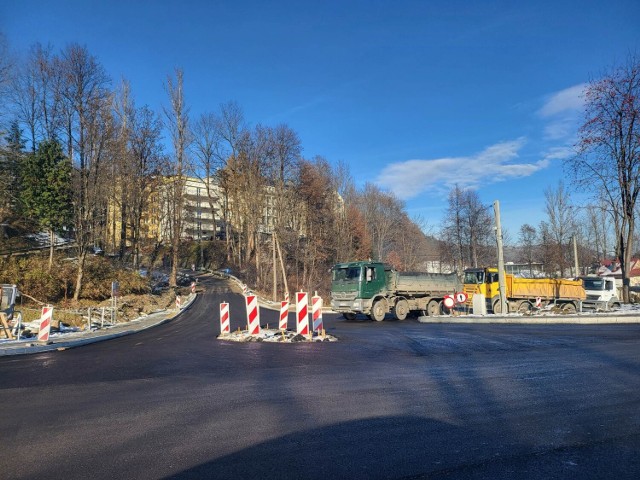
463, 267, 586, 314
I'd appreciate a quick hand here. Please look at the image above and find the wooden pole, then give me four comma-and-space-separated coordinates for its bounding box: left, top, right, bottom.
493, 201, 508, 314
272, 231, 277, 301
274, 231, 289, 300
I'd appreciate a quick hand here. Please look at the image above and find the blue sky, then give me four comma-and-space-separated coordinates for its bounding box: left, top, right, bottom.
2, 0, 639, 236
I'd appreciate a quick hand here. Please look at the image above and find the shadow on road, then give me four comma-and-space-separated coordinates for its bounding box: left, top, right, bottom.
165, 414, 640, 479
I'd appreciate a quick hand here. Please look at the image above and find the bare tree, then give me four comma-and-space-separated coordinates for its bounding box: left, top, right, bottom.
442, 185, 465, 273
216, 101, 246, 262
389, 214, 430, 271
262, 123, 301, 296
294, 156, 340, 291
9, 48, 40, 150
164, 68, 190, 287
31, 44, 63, 141
518, 224, 538, 275
0, 33, 15, 130
584, 199, 614, 263
331, 160, 370, 263
358, 183, 403, 261
569, 56, 640, 301
191, 111, 224, 248
57, 43, 112, 300
114, 80, 163, 267
442, 185, 492, 271
542, 181, 576, 276
461, 189, 493, 267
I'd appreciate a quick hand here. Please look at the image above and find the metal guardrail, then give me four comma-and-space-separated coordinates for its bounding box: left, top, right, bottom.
16, 305, 118, 331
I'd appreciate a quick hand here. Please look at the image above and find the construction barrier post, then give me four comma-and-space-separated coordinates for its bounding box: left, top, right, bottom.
220, 302, 230, 334
12, 312, 22, 340
176, 294, 182, 310
279, 301, 289, 331
38, 305, 53, 343
246, 295, 260, 336
312, 295, 323, 333
296, 292, 309, 335
0, 313, 13, 340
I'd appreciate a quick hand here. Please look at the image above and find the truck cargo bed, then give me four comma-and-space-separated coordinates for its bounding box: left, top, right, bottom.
393, 272, 460, 296
509, 277, 586, 300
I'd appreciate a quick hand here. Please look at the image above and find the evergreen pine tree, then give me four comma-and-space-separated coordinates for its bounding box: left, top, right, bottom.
20, 139, 73, 267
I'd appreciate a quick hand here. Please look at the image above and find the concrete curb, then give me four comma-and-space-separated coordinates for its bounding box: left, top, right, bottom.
0, 293, 198, 356
416, 312, 640, 324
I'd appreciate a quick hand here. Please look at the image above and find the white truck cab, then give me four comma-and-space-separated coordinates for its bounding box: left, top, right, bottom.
580, 276, 620, 310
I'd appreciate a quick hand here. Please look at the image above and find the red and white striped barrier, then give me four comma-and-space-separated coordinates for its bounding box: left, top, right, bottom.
279, 301, 289, 331
176, 295, 182, 309
312, 295, 323, 333
284, 291, 290, 303
38, 305, 53, 342
245, 295, 260, 335
296, 292, 309, 335
191, 282, 196, 294
220, 302, 230, 334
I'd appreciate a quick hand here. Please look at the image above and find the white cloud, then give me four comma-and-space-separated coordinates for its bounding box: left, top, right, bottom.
538, 83, 587, 141
376, 138, 551, 201
538, 83, 587, 118
375, 85, 586, 202
542, 145, 575, 161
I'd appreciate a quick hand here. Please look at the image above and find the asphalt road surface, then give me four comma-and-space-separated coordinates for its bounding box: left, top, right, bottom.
1, 275, 640, 479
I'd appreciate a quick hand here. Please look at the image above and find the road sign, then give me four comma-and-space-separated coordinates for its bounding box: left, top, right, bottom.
443, 295, 455, 309
455, 292, 468, 304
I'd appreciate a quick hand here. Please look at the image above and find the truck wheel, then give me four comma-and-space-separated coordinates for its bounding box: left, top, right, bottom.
492, 299, 502, 314
607, 299, 621, 311
562, 302, 577, 314
371, 299, 387, 322
394, 300, 409, 321
517, 301, 532, 314
343, 312, 356, 321
440, 301, 451, 315
427, 299, 441, 316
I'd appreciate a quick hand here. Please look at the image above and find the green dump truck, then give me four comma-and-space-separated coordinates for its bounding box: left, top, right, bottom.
330, 261, 461, 321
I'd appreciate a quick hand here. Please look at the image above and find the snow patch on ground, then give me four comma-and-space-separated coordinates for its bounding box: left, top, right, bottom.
25, 231, 70, 246
218, 328, 337, 343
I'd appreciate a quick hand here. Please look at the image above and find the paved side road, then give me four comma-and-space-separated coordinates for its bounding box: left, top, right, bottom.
0, 293, 197, 356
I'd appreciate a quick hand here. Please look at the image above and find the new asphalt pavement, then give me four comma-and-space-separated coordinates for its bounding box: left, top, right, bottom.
1, 274, 639, 479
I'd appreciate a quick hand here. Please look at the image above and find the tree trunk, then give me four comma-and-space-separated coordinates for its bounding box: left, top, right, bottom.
171, 234, 179, 287
275, 232, 289, 300
622, 225, 634, 303
48, 228, 54, 270
119, 201, 126, 260
73, 250, 87, 301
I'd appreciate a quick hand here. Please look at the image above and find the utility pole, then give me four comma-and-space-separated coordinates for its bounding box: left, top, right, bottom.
272, 230, 277, 301
493, 201, 508, 314
573, 235, 580, 277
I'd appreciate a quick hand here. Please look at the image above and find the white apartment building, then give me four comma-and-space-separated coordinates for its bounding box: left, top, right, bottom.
181, 176, 223, 240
